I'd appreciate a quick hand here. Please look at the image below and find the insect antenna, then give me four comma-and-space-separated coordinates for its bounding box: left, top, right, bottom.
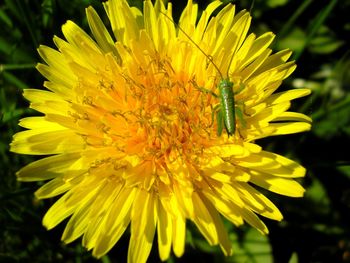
159, 11, 224, 80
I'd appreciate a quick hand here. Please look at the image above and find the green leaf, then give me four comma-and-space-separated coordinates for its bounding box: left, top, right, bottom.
267, 0, 288, 8
305, 176, 330, 210
194, 238, 219, 253
2, 71, 30, 89
312, 95, 350, 139
41, 0, 54, 28
277, 0, 314, 40
228, 228, 273, 263
1, 108, 25, 123
4, 208, 23, 223
309, 37, 344, 54
0, 36, 13, 55
338, 166, 350, 179
288, 252, 298, 263
0, 8, 13, 28
293, 0, 338, 60
309, 26, 344, 54
276, 27, 306, 54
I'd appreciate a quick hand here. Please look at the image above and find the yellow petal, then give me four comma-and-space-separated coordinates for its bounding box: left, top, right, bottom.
35, 177, 72, 199
172, 215, 186, 258
205, 200, 232, 256
37, 45, 75, 79
157, 200, 173, 261
82, 182, 123, 250
240, 32, 275, 72
212, 4, 236, 53
238, 206, 269, 234
62, 20, 100, 54
203, 189, 244, 226
10, 129, 85, 155
36, 63, 76, 89
269, 122, 311, 135
179, 0, 198, 34
144, 0, 159, 49
192, 192, 219, 246
237, 150, 306, 178
16, 152, 82, 181
104, 0, 139, 45
241, 48, 272, 80
194, 0, 222, 44
86, 6, 119, 57
61, 192, 97, 243
235, 182, 283, 221
250, 171, 305, 197
257, 151, 306, 178
42, 191, 75, 230
92, 186, 135, 258
272, 111, 312, 123
267, 89, 311, 104
128, 190, 157, 263
206, 143, 248, 158
23, 89, 68, 106
250, 101, 291, 124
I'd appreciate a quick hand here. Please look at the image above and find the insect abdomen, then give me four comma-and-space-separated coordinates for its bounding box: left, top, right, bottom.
218, 79, 235, 136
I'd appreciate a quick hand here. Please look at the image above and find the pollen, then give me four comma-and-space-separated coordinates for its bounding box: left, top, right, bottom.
93, 49, 218, 184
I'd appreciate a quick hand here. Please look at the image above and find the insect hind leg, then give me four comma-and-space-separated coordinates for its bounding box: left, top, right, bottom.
216, 109, 225, 137
235, 106, 246, 128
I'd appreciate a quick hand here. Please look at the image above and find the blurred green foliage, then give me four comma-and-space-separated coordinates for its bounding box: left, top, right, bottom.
1, 0, 350, 262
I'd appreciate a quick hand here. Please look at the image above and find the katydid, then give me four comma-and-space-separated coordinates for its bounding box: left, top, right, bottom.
160, 10, 247, 137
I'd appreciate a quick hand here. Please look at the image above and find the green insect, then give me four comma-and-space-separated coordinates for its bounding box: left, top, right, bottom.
210, 79, 244, 137
191, 74, 245, 137
161, 11, 247, 137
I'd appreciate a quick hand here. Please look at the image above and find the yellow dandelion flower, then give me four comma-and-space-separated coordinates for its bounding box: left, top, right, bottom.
10, 0, 312, 262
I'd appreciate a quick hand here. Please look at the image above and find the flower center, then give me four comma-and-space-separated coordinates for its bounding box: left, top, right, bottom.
119, 53, 216, 167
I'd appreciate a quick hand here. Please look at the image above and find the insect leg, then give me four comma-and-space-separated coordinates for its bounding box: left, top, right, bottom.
216, 109, 224, 136
209, 104, 220, 127
191, 79, 219, 98
235, 106, 246, 128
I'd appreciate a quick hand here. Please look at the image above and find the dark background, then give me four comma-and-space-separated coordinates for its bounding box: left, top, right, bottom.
1, 0, 349, 262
